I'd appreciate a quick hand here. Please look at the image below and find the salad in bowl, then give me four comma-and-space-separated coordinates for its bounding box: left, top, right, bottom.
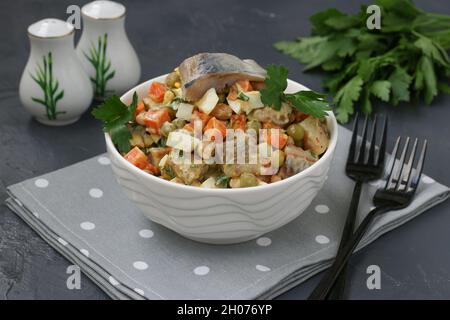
94, 53, 337, 244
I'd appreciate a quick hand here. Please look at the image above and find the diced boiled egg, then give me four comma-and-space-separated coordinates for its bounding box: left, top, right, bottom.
227, 91, 264, 115
201, 177, 217, 188
227, 98, 242, 114
166, 131, 200, 153
197, 88, 219, 115
176, 103, 194, 121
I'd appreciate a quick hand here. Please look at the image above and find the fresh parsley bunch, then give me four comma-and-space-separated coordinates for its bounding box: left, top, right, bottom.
275, 0, 450, 123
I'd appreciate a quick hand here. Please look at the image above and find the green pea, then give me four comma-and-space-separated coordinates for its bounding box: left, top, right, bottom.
240, 173, 258, 188
160, 122, 177, 137
287, 123, 304, 143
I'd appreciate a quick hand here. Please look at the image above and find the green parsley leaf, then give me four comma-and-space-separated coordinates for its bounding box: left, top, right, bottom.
388, 67, 412, 105
274, 0, 450, 123
334, 76, 364, 123
260, 65, 288, 110
215, 175, 230, 188
370, 80, 391, 102
92, 92, 138, 153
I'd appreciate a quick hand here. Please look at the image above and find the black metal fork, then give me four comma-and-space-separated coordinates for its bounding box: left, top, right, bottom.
318, 114, 388, 300
308, 136, 428, 299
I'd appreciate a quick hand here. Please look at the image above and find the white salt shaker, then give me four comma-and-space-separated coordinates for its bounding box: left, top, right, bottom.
19, 19, 93, 126
76, 0, 141, 100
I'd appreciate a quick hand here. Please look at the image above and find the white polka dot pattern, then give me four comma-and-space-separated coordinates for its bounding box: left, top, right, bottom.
315, 205, 329, 214
80, 221, 95, 230
133, 261, 148, 270
34, 178, 49, 188
256, 237, 271, 247
315, 235, 330, 244
256, 265, 271, 272
139, 229, 154, 238
89, 188, 103, 198
98, 156, 111, 165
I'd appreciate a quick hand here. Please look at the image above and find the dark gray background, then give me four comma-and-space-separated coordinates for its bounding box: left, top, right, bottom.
0, 0, 449, 300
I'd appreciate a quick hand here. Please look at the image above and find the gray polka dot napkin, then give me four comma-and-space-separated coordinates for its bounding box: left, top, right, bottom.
5, 126, 449, 300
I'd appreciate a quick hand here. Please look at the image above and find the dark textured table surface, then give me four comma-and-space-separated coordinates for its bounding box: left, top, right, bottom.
1, 0, 449, 300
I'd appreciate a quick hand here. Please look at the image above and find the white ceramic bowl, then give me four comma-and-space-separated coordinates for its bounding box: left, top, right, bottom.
105, 75, 338, 244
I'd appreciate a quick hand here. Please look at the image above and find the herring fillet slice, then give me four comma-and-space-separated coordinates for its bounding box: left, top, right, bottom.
178, 53, 267, 101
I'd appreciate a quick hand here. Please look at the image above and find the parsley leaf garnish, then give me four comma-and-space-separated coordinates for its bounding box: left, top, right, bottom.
260, 65, 331, 118
92, 92, 138, 153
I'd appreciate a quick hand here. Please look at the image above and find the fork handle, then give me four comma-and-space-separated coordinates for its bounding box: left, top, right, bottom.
327, 181, 363, 300
308, 205, 391, 300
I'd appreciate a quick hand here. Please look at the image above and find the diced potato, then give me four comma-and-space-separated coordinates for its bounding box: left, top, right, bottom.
166, 152, 208, 184
229, 178, 241, 188
227, 91, 264, 115
130, 131, 144, 148
249, 103, 292, 126
148, 147, 171, 169
176, 103, 194, 121
284, 145, 318, 176
242, 91, 264, 114
227, 98, 242, 114
300, 117, 329, 155
142, 133, 154, 147
197, 88, 219, 115
159, 154, 169, 169
170, 177, 184, 184
162, 90, 175, 105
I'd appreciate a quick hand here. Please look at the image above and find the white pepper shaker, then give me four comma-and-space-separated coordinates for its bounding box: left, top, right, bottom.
19, 19, 93, 126
76, 0, 141, 100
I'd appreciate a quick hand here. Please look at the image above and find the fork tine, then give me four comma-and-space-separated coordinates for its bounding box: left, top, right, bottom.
396, 138, 418, 191
356, 114, 369, 163
393, 137, 410, 190
348, 113, 359, 162
367, 114, 378, 165
385, 136, 401, 189
376, 116, 388, 166
407, 140, 427, 191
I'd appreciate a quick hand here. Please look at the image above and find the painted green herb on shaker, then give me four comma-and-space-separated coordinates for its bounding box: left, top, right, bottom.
30, 52, 65, 120
84, 33, 116, 99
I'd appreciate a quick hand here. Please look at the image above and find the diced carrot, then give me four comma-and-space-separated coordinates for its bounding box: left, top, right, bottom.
144, 162, 159, 175
204, 117, 227, 141
135, 101, 145, 116
191, 110, 211, 128
265, 130, 288, 149
149, 82, 167, 103
124, 146, 149, 170
144, 108, 170, 134
230, 114, 246, 131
